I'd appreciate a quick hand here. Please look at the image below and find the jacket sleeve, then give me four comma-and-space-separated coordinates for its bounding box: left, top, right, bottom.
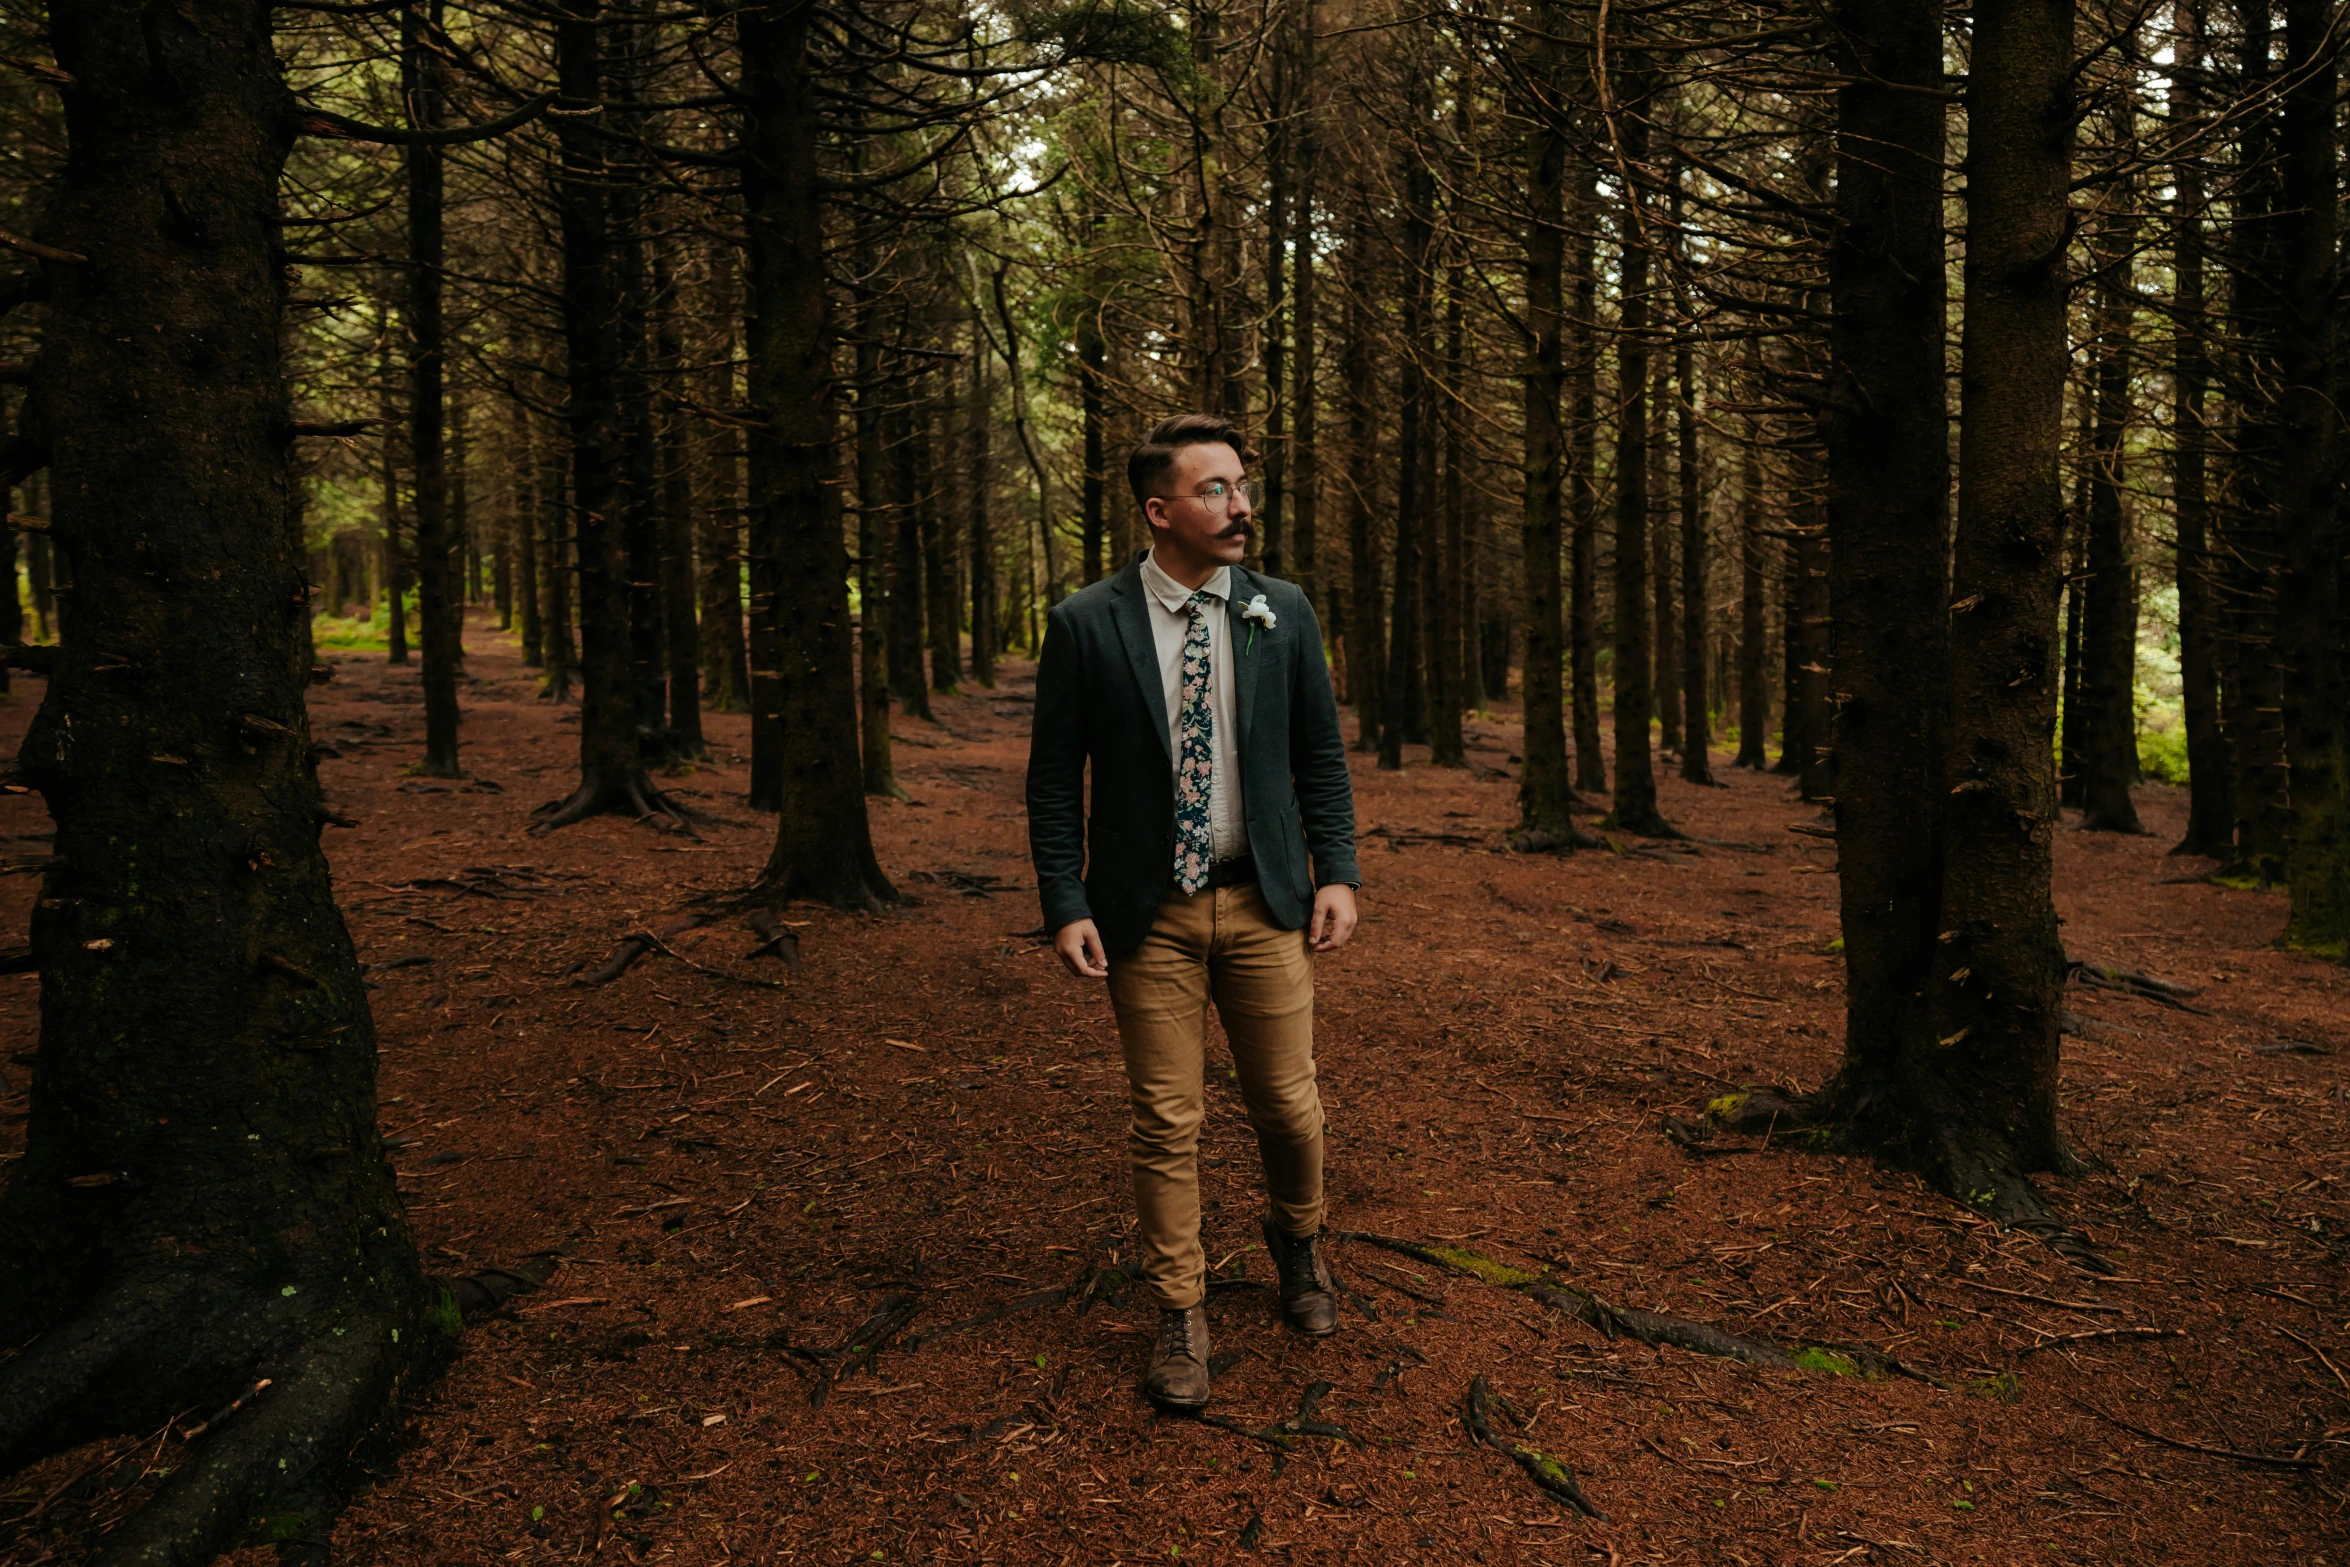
1026, 603, 1095, 933
1286, 591, 1360, 888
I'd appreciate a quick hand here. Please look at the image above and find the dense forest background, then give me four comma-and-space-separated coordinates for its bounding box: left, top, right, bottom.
2, 0, 2348, 1559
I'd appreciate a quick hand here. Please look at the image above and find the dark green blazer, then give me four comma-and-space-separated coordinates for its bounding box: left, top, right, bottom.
1026, 556, 1360, 957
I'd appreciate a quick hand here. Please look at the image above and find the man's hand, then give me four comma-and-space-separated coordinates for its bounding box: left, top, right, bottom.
1054, 918, 1110, 979
1309, 884, 1358, 953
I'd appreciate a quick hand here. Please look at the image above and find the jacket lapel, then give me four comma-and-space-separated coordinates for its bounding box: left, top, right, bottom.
1225, 566, 1262, 765
1110, 559, 1172, 763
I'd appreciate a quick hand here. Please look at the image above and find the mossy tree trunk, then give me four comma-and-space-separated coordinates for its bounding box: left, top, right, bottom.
0, 5, 440, 1558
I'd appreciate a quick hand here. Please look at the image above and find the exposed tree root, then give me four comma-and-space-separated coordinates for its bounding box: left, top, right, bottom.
1191, 1379, 1362, 1454
808, 1293, 925, 1407
1509, 821, 1602, 855
433, 1256, 559, 1319
2061, 1393, 2317, 1470
0, 1283, 185, 1472
527, 769, 704, 838
584, 910, 794, 990
1332, 1231, 1937, 1383
88, 1320, 411, 1567
1702, 1089, 2117, 1276
2064, 960, 2210, 1014
1465, 1374, 1606, 1520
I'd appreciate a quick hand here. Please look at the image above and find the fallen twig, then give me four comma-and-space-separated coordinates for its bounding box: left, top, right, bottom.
2063, 1394, 2316, 1469
2020, 1325, 2184, 1356
1465, 1375, 1605, 1519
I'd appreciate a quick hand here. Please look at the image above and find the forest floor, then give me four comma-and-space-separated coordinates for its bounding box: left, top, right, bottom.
5, 611, 2350, 1567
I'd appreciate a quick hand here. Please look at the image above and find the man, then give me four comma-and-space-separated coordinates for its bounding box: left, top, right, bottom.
1027, 412, 1360, 1413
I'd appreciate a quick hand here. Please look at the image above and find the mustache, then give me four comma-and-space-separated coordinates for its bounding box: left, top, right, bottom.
1216, 519, 1254, 540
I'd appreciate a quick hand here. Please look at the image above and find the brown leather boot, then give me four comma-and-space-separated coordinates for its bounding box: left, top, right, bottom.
1264, 1219, 1339, 1336
1143, 1304, 1212, 1411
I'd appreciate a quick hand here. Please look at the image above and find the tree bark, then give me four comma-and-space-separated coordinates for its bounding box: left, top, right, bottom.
922, 369, 962, 692
1650, 340, 1681, 757
1817, 0, 1954, 1143
2169, 0, 2233, 859
1381, 132, 1435, 768
1345, 205, 1385, 752
2275, 0, 2345, 950
0, 6, 438, 1553
1734, 428, 1769, 766
1893, 0, 2080, 1200
966, 300, 997, 687
1517, 15, 1580, 842
1568, 148, 1605, 794
536, 0, 683, 829
538, 408, 575, 701
742, 1, 897, 905
378, 314, 408, 666
514, 400, 543, 666
2225, 0, 2291, 881
1608, 83, 1672, 836
1290, 32, 1322, 613
652, 234, 706, 759
2075, 228, 2144, 833
1675, 256, 1711, 784
1430, 244, 1467, 767
696, 249, 750, 713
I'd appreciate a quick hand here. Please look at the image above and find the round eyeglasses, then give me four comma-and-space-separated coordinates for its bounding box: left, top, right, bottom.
1176, 479, 1261, 513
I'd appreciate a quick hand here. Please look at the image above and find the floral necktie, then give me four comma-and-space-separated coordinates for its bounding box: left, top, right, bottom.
1173, 590, 1215, 894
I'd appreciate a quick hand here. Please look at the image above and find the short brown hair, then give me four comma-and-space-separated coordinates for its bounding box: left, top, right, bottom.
1126, 413, 1257, 510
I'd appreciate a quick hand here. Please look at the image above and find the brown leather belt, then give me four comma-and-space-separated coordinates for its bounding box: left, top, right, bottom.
1205, 855, 1258, 889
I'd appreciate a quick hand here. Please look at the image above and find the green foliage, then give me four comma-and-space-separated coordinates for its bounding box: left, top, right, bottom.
1963, 1370, 2022, 1402
1791, 1346, 1861, 1376
1022, 0, 1192, 77
1429, 1246, 1543, 1288
427, 1286, 463, 1340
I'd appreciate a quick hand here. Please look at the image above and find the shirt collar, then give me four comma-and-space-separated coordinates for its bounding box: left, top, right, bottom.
1140, 549, 1230, 614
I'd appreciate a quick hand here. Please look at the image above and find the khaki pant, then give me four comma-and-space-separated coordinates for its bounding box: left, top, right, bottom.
1106, 880, 1324, 1311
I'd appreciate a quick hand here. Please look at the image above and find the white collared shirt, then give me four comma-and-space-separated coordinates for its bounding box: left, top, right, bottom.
1139, 549, 1249, 862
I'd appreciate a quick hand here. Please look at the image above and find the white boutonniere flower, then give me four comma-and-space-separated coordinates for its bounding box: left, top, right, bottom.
1241, 593, 1276, 650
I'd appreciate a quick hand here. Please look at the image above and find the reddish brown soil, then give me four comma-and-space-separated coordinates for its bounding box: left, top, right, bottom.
4, 615, 2349, 1566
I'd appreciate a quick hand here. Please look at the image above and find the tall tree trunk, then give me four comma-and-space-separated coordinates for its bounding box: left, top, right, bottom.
1608, 83, 1671, 835
1262, 46, 1290, 581
378, 315, 408, 666
1794, 479, 1835, 802
888, 395, 933, 719
1431, 235, 1468, 767
2058, 496, 2085, 807
1734, 427, 1769, 766
1874, 0, 2081, 1206
1345, 206, 1385, 751
1291, 41, 1322, 611
1381, 129, 1434, 768
696, 252, 750, 713
1650, 332, 1681, 756
1675, 250, 1711, 783
2226, 0, 2291, 881
514, 401, 543, 666
2169, 0, 2232, 857
1817, 0, 1954, 1142
0, 8, 436, 1553
922, 370, 962, 691
854, 225, 904, 799
966, 300, 997, 687
2275, 0, 2345, 949
2076, 220, 2144, 832
653, 235, 706, 759
1774, 523, 1805, 775
1517, 17, 1580, 842
1568, 147, 1605, 794
742, 1, 897, 904
539, 409, 576, 701
1077, 280, 1108, 585
537, 0, 684, 828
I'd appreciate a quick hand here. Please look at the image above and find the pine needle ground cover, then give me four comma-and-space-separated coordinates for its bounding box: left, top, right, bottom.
2, 621, 2341, 1565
